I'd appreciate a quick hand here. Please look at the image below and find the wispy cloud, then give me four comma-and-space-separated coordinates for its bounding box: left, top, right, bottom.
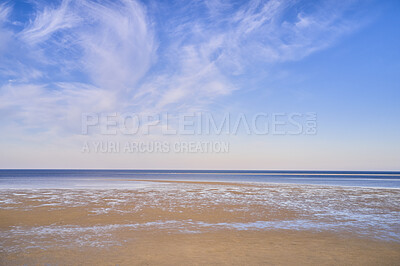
76, 0, 156, 91
0, 0, 367, 139
19, 0, 79, 44
0, 3, 11, 22
0, 3, 12, 53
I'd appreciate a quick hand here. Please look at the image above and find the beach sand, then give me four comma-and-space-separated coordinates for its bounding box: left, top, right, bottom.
1, 180, 400, 265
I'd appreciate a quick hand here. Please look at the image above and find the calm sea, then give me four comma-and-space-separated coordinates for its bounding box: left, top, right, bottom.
1, 169, 399, 189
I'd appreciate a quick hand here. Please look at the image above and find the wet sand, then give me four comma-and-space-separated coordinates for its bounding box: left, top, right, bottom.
2, 230, 400, 265
1, 180, 400, 265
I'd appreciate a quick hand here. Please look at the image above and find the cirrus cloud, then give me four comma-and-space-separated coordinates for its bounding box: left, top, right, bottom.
0, 0, 368, 139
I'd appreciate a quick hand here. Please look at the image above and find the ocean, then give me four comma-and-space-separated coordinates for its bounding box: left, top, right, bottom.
1, 169, 400, 189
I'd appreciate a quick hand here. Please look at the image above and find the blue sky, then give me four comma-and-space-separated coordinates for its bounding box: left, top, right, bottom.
0, 0, 399, 170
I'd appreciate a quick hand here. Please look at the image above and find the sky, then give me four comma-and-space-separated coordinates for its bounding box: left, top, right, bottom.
0, 0, 399, 170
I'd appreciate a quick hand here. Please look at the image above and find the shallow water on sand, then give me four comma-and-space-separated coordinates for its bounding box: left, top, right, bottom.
1, 181, 400, 253
1, 171, 400, 264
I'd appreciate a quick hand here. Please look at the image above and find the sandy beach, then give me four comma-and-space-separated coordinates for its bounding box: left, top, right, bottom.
1, 180, 400, 265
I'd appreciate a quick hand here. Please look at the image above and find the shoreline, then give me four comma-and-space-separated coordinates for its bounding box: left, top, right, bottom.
109, 178, 400, 189
1, 180, 400, 264
3, 177, 400, 190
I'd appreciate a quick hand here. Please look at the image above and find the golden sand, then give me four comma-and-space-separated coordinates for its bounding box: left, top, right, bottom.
2, 230, 400, 265
1, 180, 399, 265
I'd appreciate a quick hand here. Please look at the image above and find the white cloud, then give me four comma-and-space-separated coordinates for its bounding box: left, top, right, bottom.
0, 0, 366, 141
0, 0, 157, 136
19, 0, 79, 44
0, 3, 10, 22
76, 0, 156, 91
0, 82, 116, 137
0, 3, 12, 54
131, 0, 363, 113
214, 0, 361, 66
